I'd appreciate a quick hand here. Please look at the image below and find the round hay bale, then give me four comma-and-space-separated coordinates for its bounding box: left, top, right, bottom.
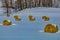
14, 15, 21, 21
29, 15, 36, 21
44, 24, 58, 33
3, 20, 12, 26
42, 16, 50, 21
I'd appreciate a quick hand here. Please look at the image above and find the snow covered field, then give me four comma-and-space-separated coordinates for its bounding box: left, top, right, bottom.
0, 7, 60, 40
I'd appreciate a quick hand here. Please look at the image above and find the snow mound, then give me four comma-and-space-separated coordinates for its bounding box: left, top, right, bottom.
38, 30, 60, 34
0, 24, 16, 26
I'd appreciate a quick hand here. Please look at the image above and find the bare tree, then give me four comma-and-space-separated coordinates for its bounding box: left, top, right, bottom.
3, 0, 10, 17
50, 0, 52, 7
16, 0, 22, 10
26, 0, 29, 8
42, 0, 46, 7
32, 0, 34, 8
38, 0, 41, 7
10, 0, 13, 8
25, 0, 27, 8
29, 0, 32, 8
35, 0, 40, 7
22, 0, 27, 9
45, 0, 52, 7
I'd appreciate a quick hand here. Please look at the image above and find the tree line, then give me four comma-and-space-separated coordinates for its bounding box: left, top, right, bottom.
1, 0, 53, 17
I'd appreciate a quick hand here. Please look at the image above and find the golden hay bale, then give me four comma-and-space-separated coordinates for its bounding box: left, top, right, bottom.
29, 15, 36, 21
3, 20, 12, 26
44, 24, 58, 33
42, 16, 50, 21
14, 15, 21, 21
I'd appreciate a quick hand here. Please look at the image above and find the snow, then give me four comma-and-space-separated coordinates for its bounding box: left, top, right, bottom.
0, 1, 60, 40
0, 5, 60, 40
8, 20, 11, 22
52, 24, 57, 27
0, 6, 60, 18
11, 7, 60, 17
